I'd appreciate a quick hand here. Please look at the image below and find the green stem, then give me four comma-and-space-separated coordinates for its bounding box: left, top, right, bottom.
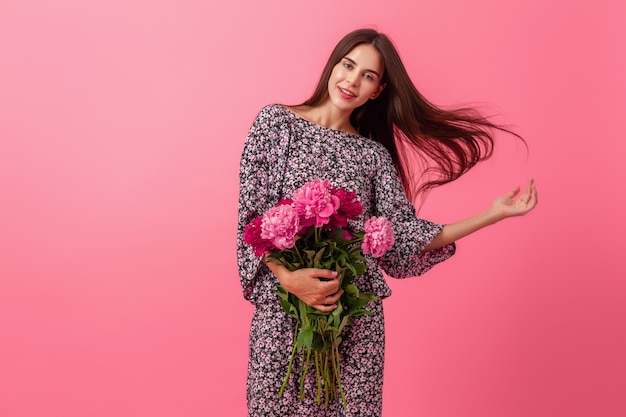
314, 351, 321, 405
278, 326, 299, 398
293, 244, 305, 266
332, 343, 347, 409
299, 348, 311, 400
324, 351, 329, 406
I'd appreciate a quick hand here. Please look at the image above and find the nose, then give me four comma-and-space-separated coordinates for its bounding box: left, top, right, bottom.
346, 72, 359, 86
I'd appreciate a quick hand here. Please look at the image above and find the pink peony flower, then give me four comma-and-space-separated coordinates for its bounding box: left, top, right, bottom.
340, 229, 354, 240
328, 188, 364, 228
261, 204, 300, 250
292, 179, 340, 228
243, 216, 274, 256
362, 216, 394, 258
276, 197, 293, 206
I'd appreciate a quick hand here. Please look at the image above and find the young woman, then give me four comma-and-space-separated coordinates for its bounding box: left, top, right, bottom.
237, 28, 537, 417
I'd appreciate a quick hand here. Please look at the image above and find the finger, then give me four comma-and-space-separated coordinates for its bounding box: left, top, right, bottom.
521, 188, 532, 205
519, 179, 532, 196
506, 186, 521, 200
529, 184, 538, 207
325, 289, 344, 305
319, 279, 341, 293
314, 289, 344, 308
523, 179, 537, 206
314, 295, 338, 312
519, 179, 536, 205
311, 269, 339, 280
517, 184, 537, 213
313, 304, 336, 313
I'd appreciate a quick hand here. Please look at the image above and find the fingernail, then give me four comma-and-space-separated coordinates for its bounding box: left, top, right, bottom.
331, 271, 338, 277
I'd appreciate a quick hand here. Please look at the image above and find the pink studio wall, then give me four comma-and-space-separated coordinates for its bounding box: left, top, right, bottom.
1, 1, 624, 416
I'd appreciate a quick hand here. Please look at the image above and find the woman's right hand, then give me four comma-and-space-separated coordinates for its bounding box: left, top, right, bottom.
265, 260, 343, 313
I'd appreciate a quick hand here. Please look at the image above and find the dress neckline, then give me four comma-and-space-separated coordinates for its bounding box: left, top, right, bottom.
280, 105, 364, 138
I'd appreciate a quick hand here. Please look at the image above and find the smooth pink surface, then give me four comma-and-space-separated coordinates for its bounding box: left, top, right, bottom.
1, 1, 624, 416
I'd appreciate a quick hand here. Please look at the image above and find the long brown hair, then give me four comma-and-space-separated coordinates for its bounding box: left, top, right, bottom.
301, 28, 524, 201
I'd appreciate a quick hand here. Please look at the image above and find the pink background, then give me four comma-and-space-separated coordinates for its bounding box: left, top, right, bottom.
1, 0, 624, 416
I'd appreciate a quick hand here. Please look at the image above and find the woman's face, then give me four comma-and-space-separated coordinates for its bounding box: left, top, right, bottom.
327, 44, 386, 112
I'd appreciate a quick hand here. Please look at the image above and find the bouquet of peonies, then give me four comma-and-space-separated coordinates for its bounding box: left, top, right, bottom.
243, 179, 394, 408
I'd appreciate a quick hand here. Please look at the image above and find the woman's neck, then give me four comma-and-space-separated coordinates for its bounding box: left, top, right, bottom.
292, 100, 357, 135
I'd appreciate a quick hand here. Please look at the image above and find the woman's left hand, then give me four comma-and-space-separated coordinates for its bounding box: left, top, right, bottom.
490, 178, 539, 221
422, 178, 539, 252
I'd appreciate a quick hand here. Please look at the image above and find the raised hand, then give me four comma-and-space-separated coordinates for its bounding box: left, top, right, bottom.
490, 178, 539, 221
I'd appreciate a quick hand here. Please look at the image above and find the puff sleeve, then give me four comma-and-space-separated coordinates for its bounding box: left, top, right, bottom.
371, 146, 456, 278
236, 108, 273, 301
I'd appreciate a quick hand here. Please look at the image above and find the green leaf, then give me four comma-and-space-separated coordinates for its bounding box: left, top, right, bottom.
330, 301, 344, 326
296, 326, 314, 350
353, 263, 367, 275
349, 298, 372, 310
337, 316, 351, 334
344, 284, 359, 299
313, 247, 325, 268
307, 310, 330, 319
279, 298, 297, 318
298, 301, 311, 328
323, 338, 332, 352
312, 332, 325, 350
275, 287, 299, 318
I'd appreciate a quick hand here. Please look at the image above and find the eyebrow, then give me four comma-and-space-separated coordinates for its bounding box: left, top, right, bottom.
342, 56, 381, 78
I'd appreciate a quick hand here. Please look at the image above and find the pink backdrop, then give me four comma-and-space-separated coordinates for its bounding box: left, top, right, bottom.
1, 0, 625, 416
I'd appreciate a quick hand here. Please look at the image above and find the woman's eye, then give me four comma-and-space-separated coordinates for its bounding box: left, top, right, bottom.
343, 62, 352, 69
364, 74, 373, 80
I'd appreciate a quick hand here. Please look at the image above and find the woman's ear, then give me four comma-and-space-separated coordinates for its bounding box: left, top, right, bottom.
370, 83, 387, 99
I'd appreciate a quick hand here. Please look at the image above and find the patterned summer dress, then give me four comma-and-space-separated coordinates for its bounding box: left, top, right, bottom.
237, 104, 456, 417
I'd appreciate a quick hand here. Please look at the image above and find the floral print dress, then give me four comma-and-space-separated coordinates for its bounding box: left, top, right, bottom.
237, 104, 456, 417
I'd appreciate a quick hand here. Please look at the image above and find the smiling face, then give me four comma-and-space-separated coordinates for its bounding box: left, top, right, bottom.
327, 43, 386, 112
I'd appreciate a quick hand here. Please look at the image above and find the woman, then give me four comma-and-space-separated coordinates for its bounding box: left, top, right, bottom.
237, 28, 537, 417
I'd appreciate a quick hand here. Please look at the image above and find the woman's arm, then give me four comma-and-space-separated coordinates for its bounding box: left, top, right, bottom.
423, 178, 538, 252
